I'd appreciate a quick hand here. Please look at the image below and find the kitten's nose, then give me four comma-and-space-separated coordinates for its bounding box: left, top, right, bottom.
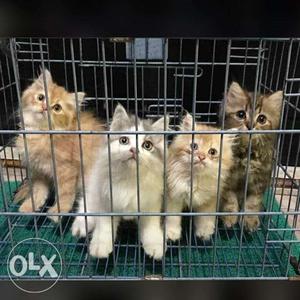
245, 121, 252, 130
198, 153, 206, 161
42, 101, 48, 111
130, 147, 136, 154
129, 147, 137, 158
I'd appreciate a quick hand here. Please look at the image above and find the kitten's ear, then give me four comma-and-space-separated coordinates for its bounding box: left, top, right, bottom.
110, 103, 130, 131
226, 81, 246, 104
35, 68, 53, 88
181, 112, 193, 130
152, 115, 169, 131
71, 92, 86, 106
267, 90, 283, 111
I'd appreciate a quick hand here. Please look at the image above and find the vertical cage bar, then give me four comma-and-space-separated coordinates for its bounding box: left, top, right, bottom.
188, 39, 199, 277
132, 38, 142, 277
70, 38, 93, 277
162, 38, 168, 277
101, 39, 117, 277
212, 39, 231, 277
236, 39, 263, 276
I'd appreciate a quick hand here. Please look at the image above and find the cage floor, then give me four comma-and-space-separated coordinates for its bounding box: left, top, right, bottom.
0, 181, 299, 279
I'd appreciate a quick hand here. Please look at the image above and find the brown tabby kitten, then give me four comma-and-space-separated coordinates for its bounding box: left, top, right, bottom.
14, 69, 105, 222
221, 82, 283, 231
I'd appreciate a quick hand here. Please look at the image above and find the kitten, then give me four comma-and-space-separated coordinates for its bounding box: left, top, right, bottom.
220, 82, 283, 231
14, 69, 105, 222
72, 104, 169, 260
166, 113, 234, 241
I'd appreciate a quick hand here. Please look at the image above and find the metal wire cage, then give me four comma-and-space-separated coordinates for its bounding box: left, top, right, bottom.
0, 38, 299, 280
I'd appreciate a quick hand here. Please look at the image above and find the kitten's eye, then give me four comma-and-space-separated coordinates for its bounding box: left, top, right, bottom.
52, 104, 62, 112
142, 140, 153, 151
119, 136, 129, 145
236, 110, 246, 119
257, 114, 267, 124
190, 143, 198, 150
208, 148, 218, 156
38, 94, 45, 101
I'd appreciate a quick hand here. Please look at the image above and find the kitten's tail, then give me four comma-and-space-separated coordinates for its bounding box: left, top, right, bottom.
13, 180, 29, 203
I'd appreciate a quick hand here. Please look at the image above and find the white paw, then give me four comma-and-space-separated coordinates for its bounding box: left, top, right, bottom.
143, 242, 165, 260
48, 215, 60, 223
71, 217, 94, 237
195, 221, 215, 240
166, 224, 181, 241
142, 230, 165, 260
89, 236, 113, 259
47, 207, 61, 223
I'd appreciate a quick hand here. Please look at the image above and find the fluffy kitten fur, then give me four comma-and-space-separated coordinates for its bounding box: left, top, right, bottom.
72, 104, 169, 260
166, 113, 234, 241
221, 82, 283, 231
14, 69, 105, 222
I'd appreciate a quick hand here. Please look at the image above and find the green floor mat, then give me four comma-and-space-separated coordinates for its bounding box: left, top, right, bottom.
0, 181, 299, 279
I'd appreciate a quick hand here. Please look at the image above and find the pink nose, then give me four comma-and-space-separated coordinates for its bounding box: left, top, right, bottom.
129, 147, 137, 158
42, 101, 48, 111
198, 153, 206, 161
130, 147, 136, 154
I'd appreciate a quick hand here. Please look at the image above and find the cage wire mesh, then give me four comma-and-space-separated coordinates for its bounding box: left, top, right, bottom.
0, 38, 299, 280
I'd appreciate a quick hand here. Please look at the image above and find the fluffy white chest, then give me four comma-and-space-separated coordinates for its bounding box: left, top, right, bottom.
171, 172, 218, 208
111, 178, 139, 212
99, 165, 163, 215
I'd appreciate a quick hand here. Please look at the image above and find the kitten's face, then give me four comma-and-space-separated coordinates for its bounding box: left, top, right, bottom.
21, 69, 85, 129
108, 104, 168, 170
223, 82, 283, 131
170, 114, 233, 174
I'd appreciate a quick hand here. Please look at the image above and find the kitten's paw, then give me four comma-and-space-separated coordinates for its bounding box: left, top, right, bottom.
89, 237, 113, 259
143, 242, 165, 260
142, 230, 165, 260
195, 222, 215, 240
222, 215, 238, 228
47, 207, 61, 223
19, 199, 34, 213
244, 215, 260, 232
166, 225, 181, 241
72, 217, 94, 238
71, 217, 87, 237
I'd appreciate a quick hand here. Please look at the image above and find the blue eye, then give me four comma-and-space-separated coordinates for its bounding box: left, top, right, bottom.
119, 136, 129, 145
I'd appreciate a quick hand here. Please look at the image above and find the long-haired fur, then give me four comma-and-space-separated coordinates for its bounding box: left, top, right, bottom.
14, 69, 105, 222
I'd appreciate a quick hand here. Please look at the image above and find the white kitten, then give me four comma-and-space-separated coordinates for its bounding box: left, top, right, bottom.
72, 104, 169, 260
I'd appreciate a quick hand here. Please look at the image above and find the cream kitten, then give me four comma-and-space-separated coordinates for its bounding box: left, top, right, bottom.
72, 104, 169, 260
166, 113, 234, 241
14, 69, 105, 222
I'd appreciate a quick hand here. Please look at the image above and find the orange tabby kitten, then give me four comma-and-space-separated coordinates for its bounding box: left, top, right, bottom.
14, 69, 105, 222
166, 113, 235, 241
